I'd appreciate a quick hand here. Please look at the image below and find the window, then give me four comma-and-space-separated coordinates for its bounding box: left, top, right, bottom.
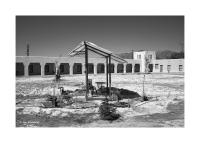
155, 64, 159, 69
160, 65, 163, 72
179, 65, 183, 71
148, 55, 152, 59
137, 55, 141, 59
167, 65, 171, 72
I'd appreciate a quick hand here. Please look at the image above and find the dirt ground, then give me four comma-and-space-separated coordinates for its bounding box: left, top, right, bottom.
16, 73, 184, 127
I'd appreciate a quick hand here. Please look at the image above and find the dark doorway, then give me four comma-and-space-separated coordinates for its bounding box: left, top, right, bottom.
167, 65, 171, 73
16, 63, 24, 76
134, 64, 140, 72
45, 63, 55, 75
97, 63, 105, 74
148, 64, 153, 72
160, 65, 163, 72
59, 63, 70, 75
117, 64, 124, 73
88, 63, 94, 74
73, 63, 82, 74
126, 64, 132, 73
28, 63, 41, 75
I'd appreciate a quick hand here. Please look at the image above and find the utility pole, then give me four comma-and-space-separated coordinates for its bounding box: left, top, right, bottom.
26, 43, 30, 56
108, 54, 111, 97
106, 56, 108, 98
84, 41, 88, 101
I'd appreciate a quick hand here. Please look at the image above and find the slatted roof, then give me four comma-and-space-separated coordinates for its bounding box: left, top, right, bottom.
68, 41, 127, 63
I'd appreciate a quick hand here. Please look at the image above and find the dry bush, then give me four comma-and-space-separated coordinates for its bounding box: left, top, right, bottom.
98, 100, 120, 121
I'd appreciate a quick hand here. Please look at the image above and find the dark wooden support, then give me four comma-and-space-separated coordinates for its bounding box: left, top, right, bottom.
106, 56, 108, 96
109, 54, 111, 97
84, 42, 88, 101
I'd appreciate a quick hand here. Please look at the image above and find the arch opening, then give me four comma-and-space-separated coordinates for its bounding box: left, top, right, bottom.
45, 63, 55, 75
29, 63, 41, 75
16, 63, 24, 76
134, 64, 140, 73
60, 63, 70, 75
73, 63, 82, 74
126, 64, 132, 73
117, 64, 124, 73
97, 63, 105, 74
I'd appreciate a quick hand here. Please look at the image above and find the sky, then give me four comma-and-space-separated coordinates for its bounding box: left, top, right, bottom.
16, 16, 184, 57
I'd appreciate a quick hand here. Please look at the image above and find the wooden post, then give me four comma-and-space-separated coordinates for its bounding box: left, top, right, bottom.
106, 56, 108, 96
108, 54, 111, 97
84, 41, 88, 101
27, 43, 30, 56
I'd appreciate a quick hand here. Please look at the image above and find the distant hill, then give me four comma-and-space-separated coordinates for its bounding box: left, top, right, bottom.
156, 50, 184, 59
117, 50, 184, 59
117, 52, 133, 59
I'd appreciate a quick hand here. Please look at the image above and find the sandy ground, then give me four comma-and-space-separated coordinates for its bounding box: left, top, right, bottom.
16, 73, 184, 127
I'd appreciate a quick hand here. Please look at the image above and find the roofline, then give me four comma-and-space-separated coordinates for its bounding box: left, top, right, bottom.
68, 41, 127, 63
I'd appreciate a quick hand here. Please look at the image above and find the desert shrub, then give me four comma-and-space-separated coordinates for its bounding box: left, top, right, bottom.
98, 100, 120, 121
142, 95, 149, 101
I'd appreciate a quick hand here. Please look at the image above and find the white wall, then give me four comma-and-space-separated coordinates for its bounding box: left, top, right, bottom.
16, 54, 184, 77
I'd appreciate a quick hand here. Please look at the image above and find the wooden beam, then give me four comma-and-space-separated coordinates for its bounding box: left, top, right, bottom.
84, 41, 88, 101
109, 54, 111, 97
106, 56, 108, 96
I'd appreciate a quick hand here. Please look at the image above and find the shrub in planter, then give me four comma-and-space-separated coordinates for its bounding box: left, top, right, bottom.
98, 101, 120, 121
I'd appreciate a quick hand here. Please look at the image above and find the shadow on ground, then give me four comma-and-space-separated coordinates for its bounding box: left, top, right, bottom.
134, 100, 184, 127
16, 112, 99, 127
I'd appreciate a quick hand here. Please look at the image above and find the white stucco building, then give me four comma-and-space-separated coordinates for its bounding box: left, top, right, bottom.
16, 50, 184, 77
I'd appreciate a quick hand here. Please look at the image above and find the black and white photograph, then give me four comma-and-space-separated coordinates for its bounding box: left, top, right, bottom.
2, 0, 200, 143
16, 16, 184, 127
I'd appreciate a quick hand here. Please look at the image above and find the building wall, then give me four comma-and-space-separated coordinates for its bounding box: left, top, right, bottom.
16, 53, 184, 77
152, 59, 184, 73
133, 51, 156, 72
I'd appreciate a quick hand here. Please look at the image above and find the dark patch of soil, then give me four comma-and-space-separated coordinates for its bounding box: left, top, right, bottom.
134, 100, 184, 127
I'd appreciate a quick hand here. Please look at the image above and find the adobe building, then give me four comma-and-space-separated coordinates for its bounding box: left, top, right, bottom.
16, 50, 184, 77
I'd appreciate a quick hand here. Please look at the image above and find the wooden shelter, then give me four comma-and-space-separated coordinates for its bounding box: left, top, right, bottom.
68, 41, 127, 100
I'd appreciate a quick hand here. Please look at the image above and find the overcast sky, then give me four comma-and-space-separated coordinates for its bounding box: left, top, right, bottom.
16, 16, 184, 57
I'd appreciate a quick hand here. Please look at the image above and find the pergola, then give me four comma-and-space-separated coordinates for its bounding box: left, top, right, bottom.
68, 41, 127, 100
